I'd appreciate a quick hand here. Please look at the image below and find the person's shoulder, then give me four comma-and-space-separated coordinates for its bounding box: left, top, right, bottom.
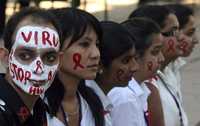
108, 87, 129, 97
108, 87, 133, 105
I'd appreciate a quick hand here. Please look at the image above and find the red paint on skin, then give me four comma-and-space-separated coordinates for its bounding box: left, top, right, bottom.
147, 61, 153, 71
167, 39, 176, 52
21, 31, 32, 43
24, 71, 31, 84
73, 53, 84, 70
52, 33, 59, 47
35, 60, 43, 74
20, 31, 59, 48
34, 31, 38, 45
42, 31, 52, 46
18, 67, 24, 82
179, 41, 188, 54
48, 71, 53, 81
116, 69, 125, 81
10, 63, 31, 84
29, 86, 44, 94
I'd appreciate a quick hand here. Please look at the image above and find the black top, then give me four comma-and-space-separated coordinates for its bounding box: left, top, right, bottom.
0, 77, 48, 126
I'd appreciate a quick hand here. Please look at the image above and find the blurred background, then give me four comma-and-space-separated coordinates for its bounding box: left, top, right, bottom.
0, 0, 200, 125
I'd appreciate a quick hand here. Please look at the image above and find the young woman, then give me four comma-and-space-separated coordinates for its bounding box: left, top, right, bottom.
108, 18, 164, 126
45, 8, 105, 126
86, 21, 139, 126
0, 8, 62, 126
129, 5, 189, 126
162, 4, 198, 126
166, 4, 198, 57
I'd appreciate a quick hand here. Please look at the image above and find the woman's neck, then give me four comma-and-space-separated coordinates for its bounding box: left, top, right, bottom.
57, 71, 80, 126
96, 73, 113, 94
160, 56, 177, 71
5, 73, 39, 111
134, 74, 143, 84
58, 71, 80, 101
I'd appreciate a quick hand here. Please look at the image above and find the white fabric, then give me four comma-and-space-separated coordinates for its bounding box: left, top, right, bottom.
86, 80, 113, 126
167, 57, 186, 102
156, 61, 188, 126
108, 78, 150, 126
47, 93, 95, 126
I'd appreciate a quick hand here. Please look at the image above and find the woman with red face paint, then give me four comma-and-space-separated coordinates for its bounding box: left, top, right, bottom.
0, 8, 62, 126
130, 5, 189, 126
44, 8, 105, 126
108, 18, 164, 126
86, 21, 139, 126
166, 3, 198, 99
162, 4, 198, 126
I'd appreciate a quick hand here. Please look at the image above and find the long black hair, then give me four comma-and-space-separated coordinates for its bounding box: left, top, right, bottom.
122, 18, 161, 57
3, 7, 62, 52
166, 4, 194, 29
100, 21, 136, 68
129, 5, 174, 29
45, 8, 104, 126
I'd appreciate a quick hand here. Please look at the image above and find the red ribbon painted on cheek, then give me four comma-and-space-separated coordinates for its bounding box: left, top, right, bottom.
116, 69, 125, 81
147, 61, 153, 71
167, 39, 175, 52
73, 53, 84, 70
35, 60, 43, 73
179, 41, 188, 54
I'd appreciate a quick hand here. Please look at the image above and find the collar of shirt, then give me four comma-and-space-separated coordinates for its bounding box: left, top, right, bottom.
85, 80, 113, 111
170, 57, 186, 73
0, 77, 48, 125
159, 58, 183, 92
128, 78, 151, 111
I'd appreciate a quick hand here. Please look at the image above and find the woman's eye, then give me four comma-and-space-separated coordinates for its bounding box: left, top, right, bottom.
186, 32, 194, 37
122, 58, 129, 64
79, 41, 90, 47
151, 50, 159, 56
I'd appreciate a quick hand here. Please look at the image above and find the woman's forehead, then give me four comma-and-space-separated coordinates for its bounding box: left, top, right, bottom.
12, 25, 60, 51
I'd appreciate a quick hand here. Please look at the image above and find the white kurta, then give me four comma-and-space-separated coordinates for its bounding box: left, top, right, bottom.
86, 80, 113, 126
108, 78, 150, 126
156, 58, 188, 126
47, 93, 95, 126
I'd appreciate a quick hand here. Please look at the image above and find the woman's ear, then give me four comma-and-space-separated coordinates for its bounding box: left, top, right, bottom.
0, 47, 9, 64
98, 62, 104, 74
58, 51, 64, 69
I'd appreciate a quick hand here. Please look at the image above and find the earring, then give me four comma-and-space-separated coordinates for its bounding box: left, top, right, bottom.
98, 68, 103, 74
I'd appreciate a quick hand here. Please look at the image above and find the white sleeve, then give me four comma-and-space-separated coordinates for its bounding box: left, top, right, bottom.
111, 101, 139, 126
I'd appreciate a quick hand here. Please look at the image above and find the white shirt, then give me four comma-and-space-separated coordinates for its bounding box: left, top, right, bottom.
156, 63, 188, 126
86, 80, 113, 126
47, 93, 95, 126
108, 78, 150, 126
167, 57, 186, 102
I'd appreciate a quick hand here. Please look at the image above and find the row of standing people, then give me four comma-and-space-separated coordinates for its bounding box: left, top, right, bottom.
0, 3, 198, 126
